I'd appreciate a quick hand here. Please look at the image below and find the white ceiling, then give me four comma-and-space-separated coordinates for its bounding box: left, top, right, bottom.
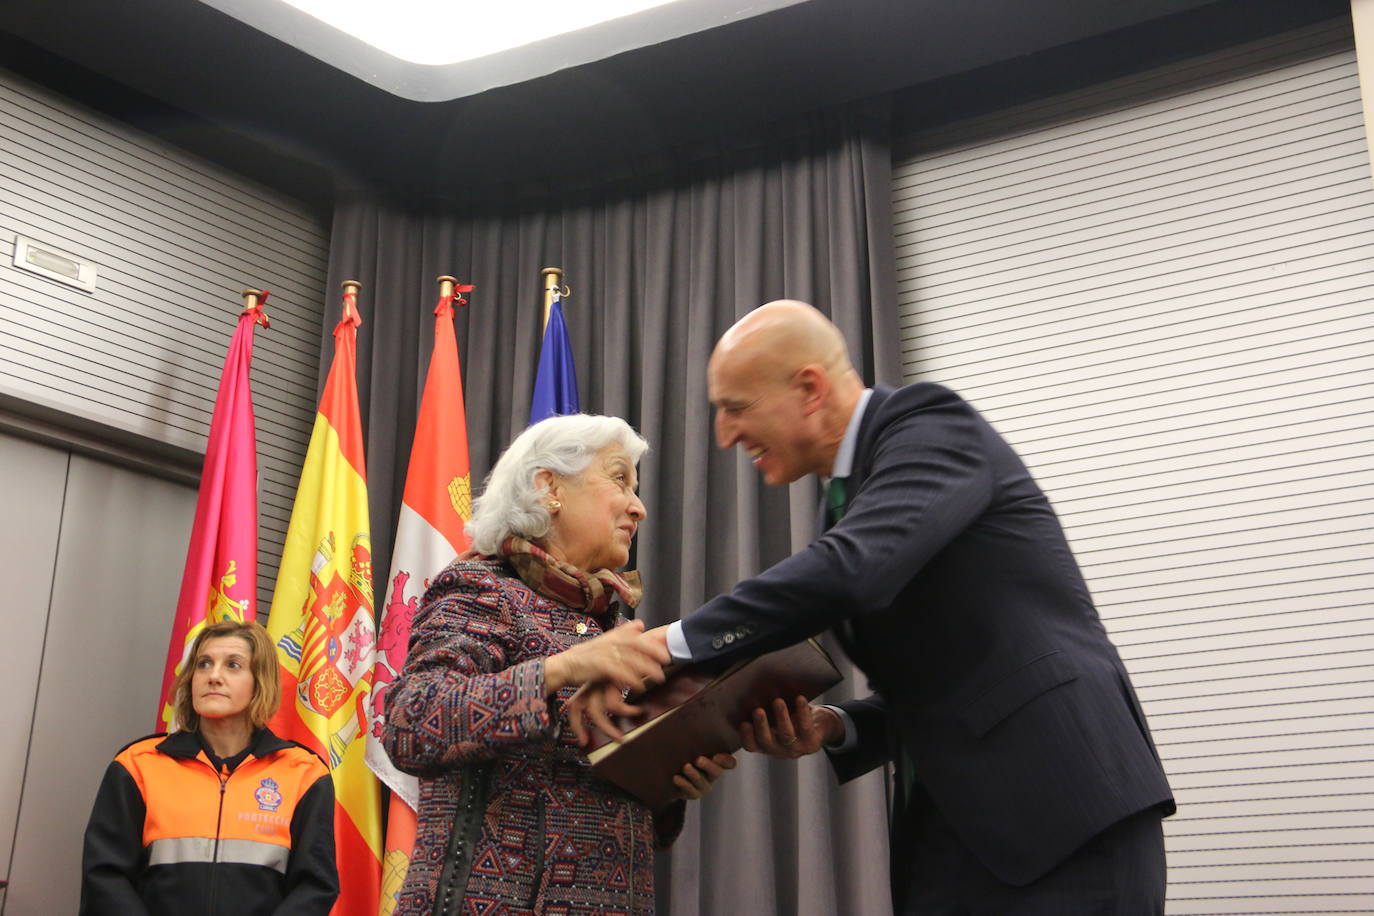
199, 0, 810, 101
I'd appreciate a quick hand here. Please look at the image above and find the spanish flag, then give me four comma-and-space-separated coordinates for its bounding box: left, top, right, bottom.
365, 278, 475, 915
156, 292, 268, 731
266, 283, 382, 915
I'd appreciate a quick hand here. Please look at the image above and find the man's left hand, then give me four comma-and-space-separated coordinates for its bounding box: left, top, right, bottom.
673, 752, 737, 800
740, 696, 840, 759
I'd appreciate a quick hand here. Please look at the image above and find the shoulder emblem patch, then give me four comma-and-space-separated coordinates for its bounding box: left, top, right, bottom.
255, 777, 283, 812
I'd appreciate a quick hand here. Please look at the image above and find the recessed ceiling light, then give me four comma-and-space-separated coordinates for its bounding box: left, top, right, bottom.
201, 0, 808, 101
280, 0, 683, 65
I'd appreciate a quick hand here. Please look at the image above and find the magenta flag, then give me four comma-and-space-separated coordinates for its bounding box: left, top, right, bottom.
155, 296, 267, 731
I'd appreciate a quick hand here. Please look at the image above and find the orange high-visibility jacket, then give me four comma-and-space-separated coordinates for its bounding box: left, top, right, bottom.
80, 728, 338, 915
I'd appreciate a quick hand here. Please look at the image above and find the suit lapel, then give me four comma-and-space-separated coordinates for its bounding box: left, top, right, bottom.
848, 385, 893, 497
825, 387, 892, 666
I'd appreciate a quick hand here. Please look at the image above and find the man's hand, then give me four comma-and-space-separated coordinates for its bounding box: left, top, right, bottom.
672, 752, 738, 801
544, 619, 670, 697
740, 696, 843, 759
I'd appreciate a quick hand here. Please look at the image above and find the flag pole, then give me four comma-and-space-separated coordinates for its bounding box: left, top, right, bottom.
240, 288, 271, 327
341, 279, 362, 322
540, 266, 565, 332
435, 275, 474, 313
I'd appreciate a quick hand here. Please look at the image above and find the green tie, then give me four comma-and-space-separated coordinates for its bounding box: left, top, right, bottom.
827, 477, 848, 521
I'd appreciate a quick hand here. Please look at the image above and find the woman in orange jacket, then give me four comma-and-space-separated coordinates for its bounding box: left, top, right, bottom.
80, 620, 338, 915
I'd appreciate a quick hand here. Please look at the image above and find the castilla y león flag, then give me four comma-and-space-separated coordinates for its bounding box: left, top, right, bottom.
365, 280, 475, 915
266, 284, 381, 915
156, 294, 268, 731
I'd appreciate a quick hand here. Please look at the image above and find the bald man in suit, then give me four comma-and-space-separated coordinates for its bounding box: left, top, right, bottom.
571, 300, 1174, 913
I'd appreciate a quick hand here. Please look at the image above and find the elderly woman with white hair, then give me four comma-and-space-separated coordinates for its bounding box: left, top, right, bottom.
383, 413, 734, 916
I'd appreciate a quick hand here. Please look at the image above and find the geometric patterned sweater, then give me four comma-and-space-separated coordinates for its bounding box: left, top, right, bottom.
383, 559, 683, 916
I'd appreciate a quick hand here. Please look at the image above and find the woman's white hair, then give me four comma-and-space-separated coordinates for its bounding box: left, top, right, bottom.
466, 413, 649, 555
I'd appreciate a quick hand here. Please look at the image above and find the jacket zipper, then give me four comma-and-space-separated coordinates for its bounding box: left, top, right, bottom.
210, 764, 228, 916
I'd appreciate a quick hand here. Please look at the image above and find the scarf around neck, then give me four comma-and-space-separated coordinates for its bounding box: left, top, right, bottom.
498, 536, 642, 617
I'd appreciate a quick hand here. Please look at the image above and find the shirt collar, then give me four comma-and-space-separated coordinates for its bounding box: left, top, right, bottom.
829, 388, 873, 481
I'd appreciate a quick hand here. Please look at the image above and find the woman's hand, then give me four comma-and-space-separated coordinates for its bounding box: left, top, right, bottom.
739, 696, 843, 759
561, 626, 672, 745
672, 752, 737, 801
544, 619, 670, 697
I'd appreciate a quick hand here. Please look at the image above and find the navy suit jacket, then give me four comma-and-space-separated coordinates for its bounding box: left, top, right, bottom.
681, 383, 1174, 887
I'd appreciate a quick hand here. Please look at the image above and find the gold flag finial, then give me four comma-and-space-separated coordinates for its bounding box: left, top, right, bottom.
540, 267, 566, 332
340, 280, 362, 324
240, 288, 270, 327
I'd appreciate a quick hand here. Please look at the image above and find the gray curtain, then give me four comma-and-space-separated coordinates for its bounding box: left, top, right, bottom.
323, 97, 900, 916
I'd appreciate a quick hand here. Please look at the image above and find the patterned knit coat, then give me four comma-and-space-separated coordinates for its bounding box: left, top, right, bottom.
383, 558, 683, 916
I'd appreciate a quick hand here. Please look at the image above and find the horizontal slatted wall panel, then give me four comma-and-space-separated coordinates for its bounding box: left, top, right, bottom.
892, 18, 1374, 915
0, 67, 328, 613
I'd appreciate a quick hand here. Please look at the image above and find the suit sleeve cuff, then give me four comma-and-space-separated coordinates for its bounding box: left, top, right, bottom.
666, 620, 693, 662
821, 704, 859, 753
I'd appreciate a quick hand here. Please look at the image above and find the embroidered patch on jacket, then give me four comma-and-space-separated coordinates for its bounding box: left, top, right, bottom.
255, 777, 283, 812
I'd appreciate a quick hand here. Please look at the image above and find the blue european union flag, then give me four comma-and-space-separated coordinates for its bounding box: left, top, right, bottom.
530, 293, 580, 423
